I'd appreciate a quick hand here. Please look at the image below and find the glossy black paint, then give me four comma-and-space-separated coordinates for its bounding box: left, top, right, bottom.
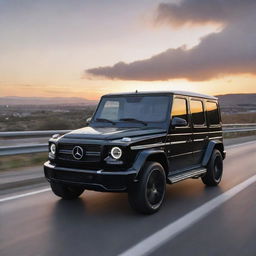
44, 91, 225, 192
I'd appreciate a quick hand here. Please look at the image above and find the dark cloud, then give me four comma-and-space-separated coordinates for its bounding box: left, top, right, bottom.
155, 0, 254, 26
85, 0, 256, 81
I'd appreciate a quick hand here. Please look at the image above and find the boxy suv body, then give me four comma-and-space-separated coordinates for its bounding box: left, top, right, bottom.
44, 91, 226, 214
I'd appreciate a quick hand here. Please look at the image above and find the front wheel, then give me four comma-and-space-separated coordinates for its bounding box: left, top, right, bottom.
50, 182, 84, 200
202, 149, 223, 186
128, 161, 166, 214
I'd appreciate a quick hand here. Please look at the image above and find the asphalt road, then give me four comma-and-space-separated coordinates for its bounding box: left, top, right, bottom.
0, 141, 256, 256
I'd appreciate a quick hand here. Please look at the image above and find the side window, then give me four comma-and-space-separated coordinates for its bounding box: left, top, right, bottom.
171, 98, 188, 122
206, 101, 219, 125
190, 99, 205, 125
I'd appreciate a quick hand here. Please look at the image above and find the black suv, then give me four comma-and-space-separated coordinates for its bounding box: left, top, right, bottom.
44, 91, 226, 214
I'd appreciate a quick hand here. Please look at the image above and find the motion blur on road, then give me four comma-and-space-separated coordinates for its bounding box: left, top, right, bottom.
0, 140, 255, 256
1, 0, 256, 255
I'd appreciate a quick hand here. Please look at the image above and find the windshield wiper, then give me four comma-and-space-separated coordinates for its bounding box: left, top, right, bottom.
95, 118, 116, 125
119, 118, 147, 126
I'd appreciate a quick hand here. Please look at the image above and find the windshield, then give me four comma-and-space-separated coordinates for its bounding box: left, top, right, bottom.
92, 95, 170, 126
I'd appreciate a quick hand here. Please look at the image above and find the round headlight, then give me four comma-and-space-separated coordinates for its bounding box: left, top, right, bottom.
110, 147, 122, 160
50, 144, 56, 155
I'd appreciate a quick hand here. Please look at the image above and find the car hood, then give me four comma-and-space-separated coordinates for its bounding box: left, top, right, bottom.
62, 126, 166, 140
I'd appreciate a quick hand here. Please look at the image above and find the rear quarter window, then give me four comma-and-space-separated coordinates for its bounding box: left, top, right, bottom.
206, 101, 220, 125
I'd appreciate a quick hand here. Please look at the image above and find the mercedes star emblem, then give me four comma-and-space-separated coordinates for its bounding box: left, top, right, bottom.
72, 146, 84, 160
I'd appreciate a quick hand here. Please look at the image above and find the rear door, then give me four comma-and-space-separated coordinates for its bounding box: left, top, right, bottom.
190, 98, 208, 165
167, 96, 194, 172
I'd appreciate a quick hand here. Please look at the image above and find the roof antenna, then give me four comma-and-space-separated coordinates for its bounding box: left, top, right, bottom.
135, 90, 138, 93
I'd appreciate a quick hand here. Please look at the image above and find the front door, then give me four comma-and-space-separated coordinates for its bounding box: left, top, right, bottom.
166, 96, 194, 173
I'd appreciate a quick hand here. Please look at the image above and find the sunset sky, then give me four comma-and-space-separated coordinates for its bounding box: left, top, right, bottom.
1, 0, 256, 100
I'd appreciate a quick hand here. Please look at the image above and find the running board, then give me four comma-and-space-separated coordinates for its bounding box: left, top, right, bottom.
168, 168, 207, 184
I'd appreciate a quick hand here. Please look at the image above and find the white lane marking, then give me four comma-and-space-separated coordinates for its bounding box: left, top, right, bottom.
0, 188, 51, 203
119, 174, 256, 256
226, 140, 256, 149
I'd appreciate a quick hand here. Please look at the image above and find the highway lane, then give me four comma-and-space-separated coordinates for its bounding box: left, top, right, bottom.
151, 181, 256, 256
0, 141, 256, 256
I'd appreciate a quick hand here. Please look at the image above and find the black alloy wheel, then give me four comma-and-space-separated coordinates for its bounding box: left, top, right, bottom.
202, 149, 223, 186
146, 169, 166, 208
128, 161, 166, 214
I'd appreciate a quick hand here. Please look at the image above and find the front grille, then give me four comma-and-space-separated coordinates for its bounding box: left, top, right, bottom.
54, 170, 95, 183
58, 143, 101, 152
57, 143, 102, 163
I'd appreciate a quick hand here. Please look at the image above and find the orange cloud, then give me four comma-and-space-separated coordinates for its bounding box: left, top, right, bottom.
85, 0, 256, 82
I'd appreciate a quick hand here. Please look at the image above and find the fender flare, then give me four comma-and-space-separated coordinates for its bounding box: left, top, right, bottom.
202, 140, 224, 166
129, 149, 169, 179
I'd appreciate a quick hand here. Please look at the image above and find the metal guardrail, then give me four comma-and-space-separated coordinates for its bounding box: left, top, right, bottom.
0, 124, 256, 138
223, 123, 256, 127
224, 128, 256, 132
1, 126, 256, 156
0, 130, 71, 138
0, 144, 48, 156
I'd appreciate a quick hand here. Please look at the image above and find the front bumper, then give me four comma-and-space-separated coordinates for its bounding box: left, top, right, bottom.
44, 161, 136, 192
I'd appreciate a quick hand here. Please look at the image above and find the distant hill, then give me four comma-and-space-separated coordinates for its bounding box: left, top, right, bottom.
216, 93, 256, 106
0, 96, 98, 105
1, 94, 256, 111
215, 93, 256, 113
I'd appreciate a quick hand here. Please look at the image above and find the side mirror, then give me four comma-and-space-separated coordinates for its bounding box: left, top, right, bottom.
171, 117, 188, 127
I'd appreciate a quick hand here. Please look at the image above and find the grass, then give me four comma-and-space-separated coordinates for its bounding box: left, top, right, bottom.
0, 105, 96, 131
222, 112, 256, 123
223, 130, 256, 138
0, 153, 48, 171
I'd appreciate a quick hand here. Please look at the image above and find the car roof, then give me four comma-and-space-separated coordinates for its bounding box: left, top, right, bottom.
103, 90, 217, 100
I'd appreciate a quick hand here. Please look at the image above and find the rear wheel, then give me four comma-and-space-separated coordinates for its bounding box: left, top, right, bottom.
202, 149, 223, 186
128, 161, 166, 214
50, 182, 84, 199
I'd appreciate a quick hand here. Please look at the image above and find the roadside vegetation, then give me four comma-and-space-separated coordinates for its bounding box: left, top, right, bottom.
223, 130, 256, 138
222, 112, 256, 124
0, 153, 47, 171
0, 104, 255, 171
1, 130, 255, 172
0, 105, 96, 131
0, 105, 256, 132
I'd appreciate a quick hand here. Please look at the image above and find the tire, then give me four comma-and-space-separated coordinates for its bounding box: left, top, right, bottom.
128, 161, 166, 214
202, 149, 223, 186
50, 182, 84, 200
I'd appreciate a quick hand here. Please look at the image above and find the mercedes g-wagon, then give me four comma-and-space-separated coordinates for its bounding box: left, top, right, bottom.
44, 91, 226, 214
